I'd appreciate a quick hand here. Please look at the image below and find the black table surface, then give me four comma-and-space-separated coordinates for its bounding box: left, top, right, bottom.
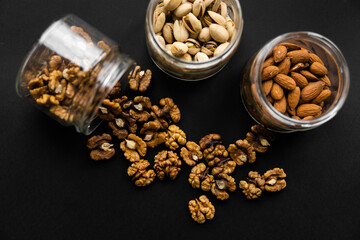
1, 0, 360, 239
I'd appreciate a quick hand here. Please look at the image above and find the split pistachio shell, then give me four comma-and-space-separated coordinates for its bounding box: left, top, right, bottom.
211, 0, 221, 12
193, 0, 206, 17
174, 20, 189, 42
164, 0, 182, 11
185, 38, 201, 55
201, 41, 217, 56
194, 52, 209, 61
183, 12, 202, 34
198, 27, 211, 42
208, 11, 226, 27
163, 23, 174, 43
171, 41, 188, 57
204, 0, 214, 8
174, 2, 193, 18
153, 12, 166, 33
226, 17, 235, 39
213, 42, 229, 56
189, 32, 199, 39
219, 2, 227, 18
156, 34, 166, 48
180, 53, 192, 61
209, 24, 229, 43
201, 13, 213, 27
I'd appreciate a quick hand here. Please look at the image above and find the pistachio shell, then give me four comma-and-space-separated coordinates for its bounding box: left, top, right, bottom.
174, 2, 193, 18
219, 2, 228, 18
173, 20, 189, 42
198, 27, 211, 42
153, 12, 166, 33
194, 52, 209, 61
209, 24, 229, 43
201, 13, 213, 27
180, 53, 192, 61
183, 12, 202, 34
225, 17, 235, 39
185, 38, 201, 55
213, 42, 229, 57
156, 34, 166, 48
201, 41, 217, 56
165, 44, 172, 52
204, 0, 214, 8
171, 41, 188, 57
192, 0, 206, 17
201, 46, 213, 56
210, 0, 221, 12
163, 23, 174, 43
164, 0, 182, 11
189, 32, 199, 39
208, 11, 226, 27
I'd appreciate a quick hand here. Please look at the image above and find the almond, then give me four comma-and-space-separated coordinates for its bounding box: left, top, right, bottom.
267, 95, 274, 104
309, 53, 324, 65
262, 66, 279, 81
262, 79, 273, 96
278, 57, 291, 75
290, 72, 308, 88
287, 86, 300, 110
273, 96, 287, 114
270, 82, 284, 100
274, 74, 296, 90
290, 62, 308, 72
300, 70, 318, 81
319, 75, 331, 87
287, 50, 310, 65
312, 89, 331, 104
302, 116, 315, 120
280, 42, 301, 51
273, 45, 287, 63
297, 104, 322, 117
287, 104, 296, 116
292, 115, 301, 120
300, 81, 325, 102
262, 57, 275, 69
310, 62, 328, 76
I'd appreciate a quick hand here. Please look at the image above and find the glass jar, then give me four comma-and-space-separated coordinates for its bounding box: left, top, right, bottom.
16, 14, 135, 135
145, 0, 243, 81
241, 32, 350, 132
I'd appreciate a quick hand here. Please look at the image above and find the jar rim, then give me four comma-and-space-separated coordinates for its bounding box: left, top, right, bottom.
253, 31, 350, 130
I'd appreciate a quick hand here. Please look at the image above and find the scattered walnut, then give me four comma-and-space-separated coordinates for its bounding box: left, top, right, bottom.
211, 157, 236, 176
188, 195, 215, 224
228, 139, 256, 166
140, 120, 167, 148
96, 98, 122, 121
180, 141, 203, 166
87, 133, 115, 161
120, 134, 147, 162
152, 98, 181, 129
127, 160, 156, 187
154, 150, 182, 180
246, 124, 275, 153
239, 171, 265, 200
128, 66, 152, 92
188, 163, 213, 191
129, 96, 152, 122
211, 173, 236, 200
263, 168, 287, 192
199, 134, 229, 166
165, 124, 187, 150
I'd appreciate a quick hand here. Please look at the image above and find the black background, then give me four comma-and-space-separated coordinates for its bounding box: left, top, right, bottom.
1, 0, 360, 239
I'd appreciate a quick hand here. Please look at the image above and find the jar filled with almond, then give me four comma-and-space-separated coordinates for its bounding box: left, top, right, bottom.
16, 15, 136, 135
241, 32, 350, 132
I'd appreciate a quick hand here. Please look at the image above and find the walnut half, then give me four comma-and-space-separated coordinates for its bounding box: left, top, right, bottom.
188, 195, 215, 224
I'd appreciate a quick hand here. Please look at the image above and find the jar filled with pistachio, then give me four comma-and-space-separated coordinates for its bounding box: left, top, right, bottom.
145, 0, 244, 80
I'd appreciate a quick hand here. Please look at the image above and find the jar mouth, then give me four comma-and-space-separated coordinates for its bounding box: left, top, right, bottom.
145, 0, 244, 68
253, 31, 350, 130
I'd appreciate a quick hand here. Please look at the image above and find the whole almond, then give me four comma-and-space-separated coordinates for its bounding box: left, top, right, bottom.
290, 72, 308, 88
273, 45, 287, 63
309, 53, 324, 65
270, 82, 284, 100
310, 62, 328, 76
263, 57, 275, 69
287, 105, 296, 116
274, 74, 296, 90
300, 81, 325, 102
290, 62, 308, 72
300, 70, 318, 81
280, 42, 301, 51
273, 96, 287, 114
278, 57, 291, 75
319, 75, 331, 87
262, 79, 273, 96
297, 104, 322, 117
287, 50, 310, 65
312, 89, 331, 104
287, 86, 300, 110
262, 66, 279, 81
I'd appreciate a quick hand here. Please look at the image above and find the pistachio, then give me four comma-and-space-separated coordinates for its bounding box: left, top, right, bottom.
198, 27, 211, 42
189, 32, 199, 39
163, 23, 174, 43
193, 0, 206, 17
153, 12, 166, 33
204, 0, 214, 8
156, 34, 166, 48
174, 20, 189, 42
208, 11, 226, 27
171, 41, 189, 57
194, 52, 209, 62
180, 53, 193, 61
225, 16, 235, 39
183, 12, 202, 34
164, 0, 182, 11
209, 24, 229, 43
201, 41, 217, 56
174, 2, 193, 18
165, 44, 173, 52
210, 0, 221, 12
219, 2, 228, 18
201, 13, 213, 27
213, 42, 229, 57
185, 38, 201, 55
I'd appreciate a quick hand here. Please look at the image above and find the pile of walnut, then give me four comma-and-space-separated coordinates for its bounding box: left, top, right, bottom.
86, 66, 287, 223
262, 42, 332, 120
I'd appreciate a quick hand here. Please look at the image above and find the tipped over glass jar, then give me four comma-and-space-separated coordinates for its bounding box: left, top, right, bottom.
241, 32, 350, 132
